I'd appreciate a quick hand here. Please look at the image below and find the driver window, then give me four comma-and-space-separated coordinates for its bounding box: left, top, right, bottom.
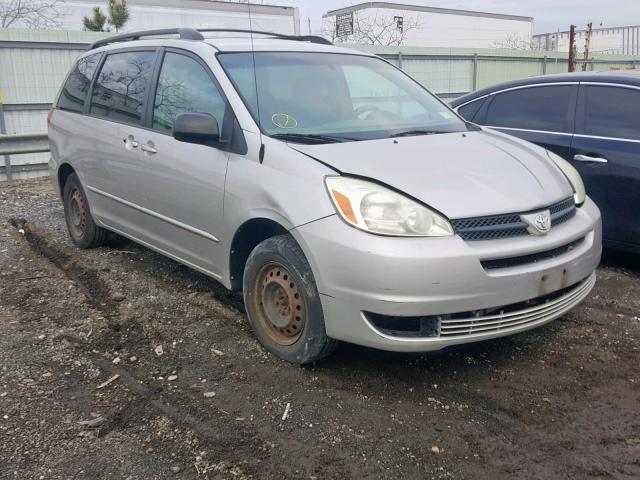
153, 52, 226, 133
341, 65, 427, 118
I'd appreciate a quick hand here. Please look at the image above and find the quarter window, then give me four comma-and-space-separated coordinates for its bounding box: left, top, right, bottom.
485, 85, 574, 133
152, 52, 226, 133
456, 99, 483, 121
583, 85, 640, 141
89, 51, 155, 125
57, 53, 102, 113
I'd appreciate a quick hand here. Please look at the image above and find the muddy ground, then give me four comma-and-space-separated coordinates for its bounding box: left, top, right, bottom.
0, 178, 638, 480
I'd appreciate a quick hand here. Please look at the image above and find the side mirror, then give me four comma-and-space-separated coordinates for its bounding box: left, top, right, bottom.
173, 113, 220, 146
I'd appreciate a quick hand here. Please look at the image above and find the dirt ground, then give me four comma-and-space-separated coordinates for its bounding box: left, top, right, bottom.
0, 178, 638, 480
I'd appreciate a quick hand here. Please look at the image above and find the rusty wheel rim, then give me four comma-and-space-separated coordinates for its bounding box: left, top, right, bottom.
253, 262, 305, 346
68, 188, 86, 239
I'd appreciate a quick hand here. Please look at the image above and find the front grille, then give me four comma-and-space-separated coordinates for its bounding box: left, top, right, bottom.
451, 197, 576, 241
363, 274, 595, 339
481, 237, 585, 270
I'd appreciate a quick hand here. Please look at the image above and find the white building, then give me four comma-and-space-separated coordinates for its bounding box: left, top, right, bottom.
322, 2, 533, 48
9, 0, 300, 34
534, 25, 640, 56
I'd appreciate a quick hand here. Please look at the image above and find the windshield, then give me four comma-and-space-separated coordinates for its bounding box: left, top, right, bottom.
218, 52, 468, 143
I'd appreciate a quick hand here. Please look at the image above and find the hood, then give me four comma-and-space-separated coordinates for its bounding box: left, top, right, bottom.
290, 130, 573, 219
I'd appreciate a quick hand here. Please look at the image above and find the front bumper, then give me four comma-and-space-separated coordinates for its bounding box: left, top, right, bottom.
292, 197, 602, 352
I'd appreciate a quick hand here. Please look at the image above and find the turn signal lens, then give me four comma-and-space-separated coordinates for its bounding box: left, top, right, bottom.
331, 190, 357, 224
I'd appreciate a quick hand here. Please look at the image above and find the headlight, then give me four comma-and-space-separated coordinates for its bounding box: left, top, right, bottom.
325, 176, 453, 237
546, 150, 586, 206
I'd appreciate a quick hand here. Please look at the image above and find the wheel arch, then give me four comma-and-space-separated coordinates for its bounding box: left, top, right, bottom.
57, 163, 76, 198
229, 217, 290, 291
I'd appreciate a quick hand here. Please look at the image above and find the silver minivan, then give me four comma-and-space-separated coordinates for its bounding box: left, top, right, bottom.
49, 29, 602, 364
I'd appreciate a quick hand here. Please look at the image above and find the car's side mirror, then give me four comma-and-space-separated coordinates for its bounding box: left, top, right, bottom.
173, 113, 220, 146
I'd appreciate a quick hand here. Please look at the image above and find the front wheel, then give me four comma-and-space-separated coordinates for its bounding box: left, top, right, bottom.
243, 235, 337, 364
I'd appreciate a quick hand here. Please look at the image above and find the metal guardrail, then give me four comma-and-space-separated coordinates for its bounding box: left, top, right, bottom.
0, 132, 50, 181
0, 132, 49, 155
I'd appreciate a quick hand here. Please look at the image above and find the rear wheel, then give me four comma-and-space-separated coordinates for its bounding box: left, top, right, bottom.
243, 235, 337, 364
63, 173, 109, 248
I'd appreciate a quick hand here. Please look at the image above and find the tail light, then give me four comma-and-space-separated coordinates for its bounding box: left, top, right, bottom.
47, 109, 54, 127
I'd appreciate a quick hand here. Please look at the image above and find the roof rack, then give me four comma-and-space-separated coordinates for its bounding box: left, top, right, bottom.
88, 28, 204, 50
197, 28, 333, 45
87, 27, 333, 50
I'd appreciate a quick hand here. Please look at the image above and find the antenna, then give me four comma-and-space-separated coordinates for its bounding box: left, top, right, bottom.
247, 2, 265, 163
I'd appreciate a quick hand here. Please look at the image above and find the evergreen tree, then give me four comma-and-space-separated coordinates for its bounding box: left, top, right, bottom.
107, 0, 129, 32
82, 7, 107, 32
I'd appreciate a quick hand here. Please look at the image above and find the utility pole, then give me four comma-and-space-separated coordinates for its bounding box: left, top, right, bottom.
568, 24, 577, 72
308, 17, 311, 35
582, 22, 593, 71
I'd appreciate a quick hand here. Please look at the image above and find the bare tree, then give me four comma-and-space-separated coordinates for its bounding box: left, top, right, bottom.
491, 33, 542, 51
329, 11, 422, 46
0, 0, 63, 28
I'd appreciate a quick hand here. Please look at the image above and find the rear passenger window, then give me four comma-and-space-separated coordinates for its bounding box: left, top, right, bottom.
152, 52, 226, 133
89, 51, 155, 125
583, 86, 640, 141
485, 86, 574, 133
57, 53, 102, 113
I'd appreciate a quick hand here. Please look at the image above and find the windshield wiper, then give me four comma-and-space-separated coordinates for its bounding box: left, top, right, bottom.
389, 129, 445, 138
270, 133, 356, 144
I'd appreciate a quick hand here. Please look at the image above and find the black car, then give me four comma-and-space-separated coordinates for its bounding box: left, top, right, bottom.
451, 72, 640, 253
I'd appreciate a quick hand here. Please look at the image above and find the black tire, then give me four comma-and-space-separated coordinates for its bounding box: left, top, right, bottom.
62, 173, 110, 249
243, 234, 337, 364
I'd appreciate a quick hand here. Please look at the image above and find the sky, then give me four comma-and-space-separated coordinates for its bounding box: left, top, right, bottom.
264, 0, 640, 34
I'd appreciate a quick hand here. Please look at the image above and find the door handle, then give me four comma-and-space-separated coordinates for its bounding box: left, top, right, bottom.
123, 135, 138, 149
141, 143, 158, 155
573, 154, 608, 164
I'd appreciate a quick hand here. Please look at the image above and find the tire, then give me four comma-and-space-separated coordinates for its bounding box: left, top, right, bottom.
243, 234, 337, 364
62, 173, 110, 249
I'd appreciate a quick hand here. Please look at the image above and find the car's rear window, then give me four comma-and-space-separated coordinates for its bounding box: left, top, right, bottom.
56, 53, 102, 114
583, 85, 640, 141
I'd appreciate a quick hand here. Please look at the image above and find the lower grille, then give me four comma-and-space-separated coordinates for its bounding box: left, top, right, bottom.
481, 237, 585, 270
363, 273, 595, 339
451, 197, 576, 241
439, 274, 595, 337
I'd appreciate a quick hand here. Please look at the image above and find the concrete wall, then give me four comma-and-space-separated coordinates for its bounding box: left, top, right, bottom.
323, 4, 533, 49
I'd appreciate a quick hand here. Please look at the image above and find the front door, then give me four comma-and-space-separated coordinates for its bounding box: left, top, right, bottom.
129, 49, 232, 277
572, 84, 640, 249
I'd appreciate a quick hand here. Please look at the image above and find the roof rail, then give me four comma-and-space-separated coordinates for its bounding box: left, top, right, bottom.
87, 27, 333, 50
88, 28, 204, 50
198, 28, 333, 45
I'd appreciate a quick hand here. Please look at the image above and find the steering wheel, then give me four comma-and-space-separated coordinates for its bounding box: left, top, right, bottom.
354, 104, 381, 119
